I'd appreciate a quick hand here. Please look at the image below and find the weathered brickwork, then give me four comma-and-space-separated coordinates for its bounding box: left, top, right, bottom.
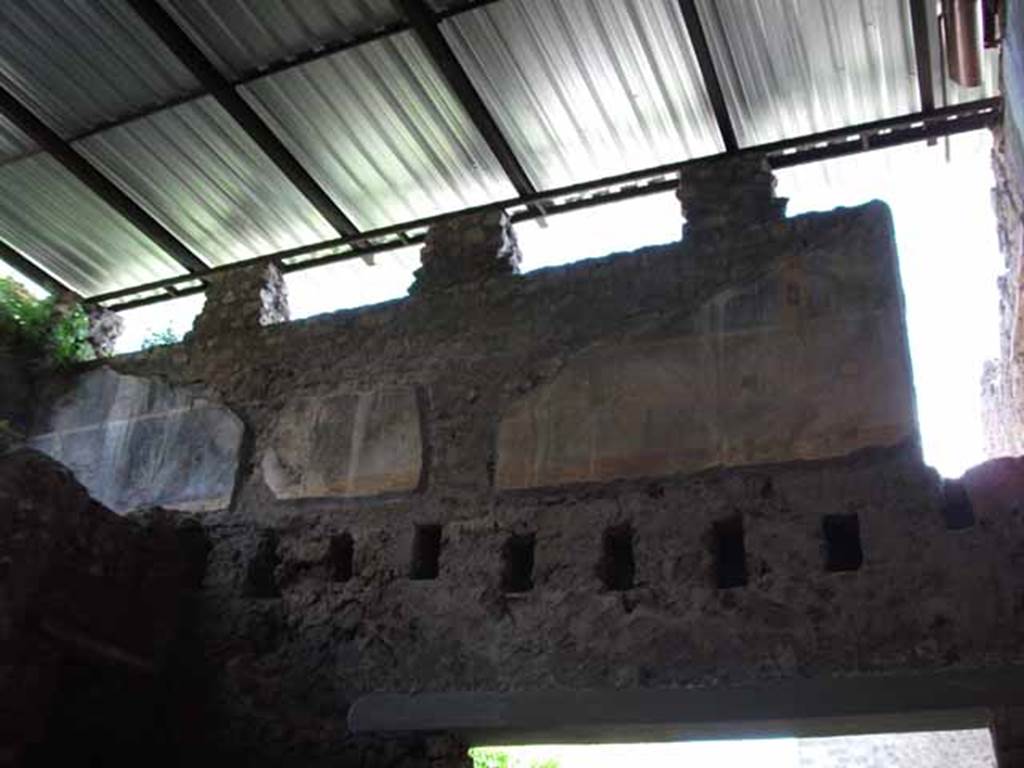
677, 155, 788, 236
412, 208, 521, 292
189, 261, 288, 345
982, 0, 1024, 459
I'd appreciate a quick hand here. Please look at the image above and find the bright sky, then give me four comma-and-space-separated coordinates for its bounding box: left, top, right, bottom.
777, 131, 1003, 478
470, 728, 996, 767
104, 130, 1001, 478
0, 259, 48, 298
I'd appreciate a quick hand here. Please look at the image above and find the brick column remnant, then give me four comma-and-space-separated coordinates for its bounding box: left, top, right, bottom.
992, 707, 1024, 767
676, 155, 788, 238
189, 262, 289, 342
84, 304, 124, 357
411, 209, 522, 293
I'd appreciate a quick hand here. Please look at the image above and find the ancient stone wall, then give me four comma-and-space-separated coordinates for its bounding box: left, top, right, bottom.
0, 350, 30, 443
22, 163, 1021, 766
0, 449, 207, 767
982, 0, 1024, 457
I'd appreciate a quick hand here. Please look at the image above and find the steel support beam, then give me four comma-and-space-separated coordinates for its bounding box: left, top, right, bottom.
394, 0, 538, 198
677, 0, 739, 153
125, 0, 360, 237
0, 240, 76, 296
89, 97, 1001, 313
0, 88, 208, 275
0, 1, 509, 169
909, 0, 938, 112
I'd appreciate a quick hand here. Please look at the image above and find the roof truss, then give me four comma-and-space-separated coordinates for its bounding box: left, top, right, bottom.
0, 0, 1000, 305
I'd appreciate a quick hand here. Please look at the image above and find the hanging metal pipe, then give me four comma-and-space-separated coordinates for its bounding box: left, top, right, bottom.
943, 0, 983, 87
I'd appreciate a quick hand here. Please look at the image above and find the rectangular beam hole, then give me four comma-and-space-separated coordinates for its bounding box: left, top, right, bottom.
501, 533, 535, 593
410, 524, 442, 580
713, 516, 748, 588
598, 523, 634, 591
823, 513, 863, 572
327, 533, 354, 582
244, 530, 281, 598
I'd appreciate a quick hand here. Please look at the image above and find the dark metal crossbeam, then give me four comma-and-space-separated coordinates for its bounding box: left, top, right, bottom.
0, 1, 509, 170
909, 0, 937, 113
0, 240, 76, 296
395, 0, 538, 198
0, 87, 208, 275
125, 0, 360, 237
90, 97, 1000, 312
677, 0, 739, 153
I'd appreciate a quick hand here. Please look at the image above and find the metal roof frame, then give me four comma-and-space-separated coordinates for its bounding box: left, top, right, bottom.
86, 96, 1000, 312
396, 0, 537, 198
910, 0, 938, 113
0, 85, 209, 275
0, 0, 509, 160
0, 0, 944, 164
124, 0, 361, 238
676, 0, 738, 152
0, 0, 997, 303
0, 239, 74, 296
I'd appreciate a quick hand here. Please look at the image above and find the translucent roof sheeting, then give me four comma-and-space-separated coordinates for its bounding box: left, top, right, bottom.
695, 0, 920, 146
0, 0, 198, 137
0, 155, 185, 296
157, 0, 401, 78
241, 32, 517, 230
77, 97, 336, 267
441, 0, 724, 190
0, 0, 1003, 303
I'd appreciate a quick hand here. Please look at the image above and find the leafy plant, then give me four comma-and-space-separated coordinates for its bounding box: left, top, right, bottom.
141, 326, 180, 349
469, 748, 559, 768
470, 749, 510, 768
0, 277, 94, 366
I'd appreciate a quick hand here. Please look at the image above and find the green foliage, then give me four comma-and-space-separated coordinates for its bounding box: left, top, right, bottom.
141, 326, 180, 349
469, 748, 559, 768
470, 749, 510, 768
0, 277, 93, 366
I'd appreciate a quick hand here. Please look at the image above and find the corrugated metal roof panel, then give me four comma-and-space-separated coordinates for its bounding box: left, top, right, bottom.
0, 0, 199, 137
0, 114, 34, 163
157, 0, 401, 78
241, 31, 517, 230
76, 97, 336, 267
947, 46, 1001, 105
0, 154, 185, 296
695, 0, 919, 147
440, 0, 723, 191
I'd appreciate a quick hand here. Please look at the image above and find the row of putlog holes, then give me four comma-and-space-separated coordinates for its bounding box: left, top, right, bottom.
249, 481, 974, 596
346, 514, 864, 594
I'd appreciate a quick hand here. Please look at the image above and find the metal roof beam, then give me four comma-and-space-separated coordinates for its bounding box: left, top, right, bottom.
0, 87, 208, 275
0, 241, 77, 296
0, 0, 510, 174
125, 0, 361, 237
909, 0, 937, 113
677, 0, 739, 153
89, 97, 1001, 312
395, 0, 538, 198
